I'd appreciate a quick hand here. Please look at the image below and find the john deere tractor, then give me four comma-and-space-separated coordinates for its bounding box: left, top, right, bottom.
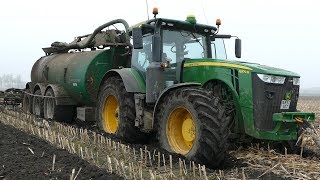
23, 9, 315, 167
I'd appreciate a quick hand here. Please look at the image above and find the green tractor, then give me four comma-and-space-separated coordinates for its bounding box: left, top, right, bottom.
23, 10, 315, 167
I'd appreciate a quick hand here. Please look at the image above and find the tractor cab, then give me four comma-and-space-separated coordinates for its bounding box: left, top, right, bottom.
131, 16, 240, 83
132, 17, 238, 68
131, 15, 241, 103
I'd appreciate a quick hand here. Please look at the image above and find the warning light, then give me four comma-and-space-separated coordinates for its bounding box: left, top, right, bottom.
216, 19, 221, 26
186, 15, 197, 24
153, 7, 158, 18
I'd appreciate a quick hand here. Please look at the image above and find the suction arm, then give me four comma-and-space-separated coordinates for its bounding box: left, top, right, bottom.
46, 19, 131, 54
69, 19, 131, 49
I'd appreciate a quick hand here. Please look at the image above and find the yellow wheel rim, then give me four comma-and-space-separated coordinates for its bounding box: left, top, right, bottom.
102, 95, 119, 134
167, 107, 196, 155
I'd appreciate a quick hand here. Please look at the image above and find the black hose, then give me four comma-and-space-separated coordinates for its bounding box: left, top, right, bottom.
58, 19, 131, 50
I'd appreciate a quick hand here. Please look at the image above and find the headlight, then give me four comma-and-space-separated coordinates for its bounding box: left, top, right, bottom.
293, 77, 300, 85
257, 74, 286, 84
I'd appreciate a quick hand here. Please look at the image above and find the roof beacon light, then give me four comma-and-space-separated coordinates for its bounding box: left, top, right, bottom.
153, 7, 158, 18
216, 19, 221, 26
186, 15, 197, 24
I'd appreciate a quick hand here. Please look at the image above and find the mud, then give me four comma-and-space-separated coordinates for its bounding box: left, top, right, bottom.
0, 122, 122, 180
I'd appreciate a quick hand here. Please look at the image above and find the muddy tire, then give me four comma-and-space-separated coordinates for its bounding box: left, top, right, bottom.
32, 90, 44, 117
204, 81, 238, 146
23, 89, 32, 113
204, 81, 235, 130
156, 87, 229, 168
43, 88, 74, 123
96, 76, 145, 142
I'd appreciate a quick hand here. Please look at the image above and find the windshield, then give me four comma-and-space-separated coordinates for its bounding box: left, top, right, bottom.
162, 30, 207, 64
131, 30, 208, 73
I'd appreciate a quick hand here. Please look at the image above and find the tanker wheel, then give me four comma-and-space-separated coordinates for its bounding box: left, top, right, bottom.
23, 89, 32, 113
97, 76, 145, 142
32, 90, 44, 117
156, 87, 229, 168
43, 88, 74, 123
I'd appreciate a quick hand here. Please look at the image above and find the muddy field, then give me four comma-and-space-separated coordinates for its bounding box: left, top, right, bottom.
0, 96, 319, 179
0, 122, 121, 179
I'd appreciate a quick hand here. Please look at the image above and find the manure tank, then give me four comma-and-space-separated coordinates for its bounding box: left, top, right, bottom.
30, 47, 128, 106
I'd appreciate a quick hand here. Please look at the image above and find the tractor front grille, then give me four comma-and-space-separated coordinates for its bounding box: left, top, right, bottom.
252, 73, 299, 131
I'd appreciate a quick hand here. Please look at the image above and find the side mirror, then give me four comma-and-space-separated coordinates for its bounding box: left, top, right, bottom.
132, 28, 143, 49
235, 38, 241, 58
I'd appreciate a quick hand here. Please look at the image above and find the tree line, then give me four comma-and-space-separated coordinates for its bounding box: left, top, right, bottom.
0, 74, 25, 91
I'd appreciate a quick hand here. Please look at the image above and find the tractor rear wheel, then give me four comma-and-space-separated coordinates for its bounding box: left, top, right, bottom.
97, 76, 145, 142
43, 88, 74, 122
32, 90, 44, 117
156, 87, 229, 168
23, 89, 32, 113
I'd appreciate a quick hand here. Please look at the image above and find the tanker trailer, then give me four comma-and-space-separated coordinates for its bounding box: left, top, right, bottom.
23, 19, 132, 122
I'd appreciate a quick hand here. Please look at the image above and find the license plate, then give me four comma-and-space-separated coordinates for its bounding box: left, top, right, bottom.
280, 100, 291, 110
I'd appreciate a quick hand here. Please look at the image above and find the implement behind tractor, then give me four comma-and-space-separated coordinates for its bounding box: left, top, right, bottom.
1, 88, 23, 109
0, 91, 4, 105
22, 8, 315, 167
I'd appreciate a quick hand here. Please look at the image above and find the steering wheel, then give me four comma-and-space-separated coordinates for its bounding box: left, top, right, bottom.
170, 44, 186, 53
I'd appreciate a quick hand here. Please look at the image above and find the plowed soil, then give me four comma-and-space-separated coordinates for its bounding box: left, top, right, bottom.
0, 122, 121, 180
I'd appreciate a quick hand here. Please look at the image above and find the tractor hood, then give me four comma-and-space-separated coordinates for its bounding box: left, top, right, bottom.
184, 59, 300, 77
238, 61, 300, 77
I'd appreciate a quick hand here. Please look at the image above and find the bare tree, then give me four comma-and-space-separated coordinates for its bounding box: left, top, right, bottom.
0, 74, 25, 90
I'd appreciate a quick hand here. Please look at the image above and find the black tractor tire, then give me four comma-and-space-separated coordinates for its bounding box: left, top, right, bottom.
156, 87, 229, 168
43, 88, 74, 123
204, 81, 238, 146
23, 89, 32, 113
204, 82, 235, 131
96, 76, 146, 143
32, 90, 44, 117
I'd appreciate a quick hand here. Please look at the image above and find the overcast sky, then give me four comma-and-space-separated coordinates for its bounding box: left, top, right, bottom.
0, 0, 319, 88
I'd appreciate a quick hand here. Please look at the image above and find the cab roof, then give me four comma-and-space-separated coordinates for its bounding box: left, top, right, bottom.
129, 18, 218, 35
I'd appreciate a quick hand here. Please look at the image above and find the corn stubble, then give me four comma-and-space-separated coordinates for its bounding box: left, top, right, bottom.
0, 110, 210, 180
0, 96, 319, 179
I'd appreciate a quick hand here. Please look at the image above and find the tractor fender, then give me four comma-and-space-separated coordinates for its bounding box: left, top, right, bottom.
45, 84, 77, 106
153, 83, 201, 121
101, 68, 146, 93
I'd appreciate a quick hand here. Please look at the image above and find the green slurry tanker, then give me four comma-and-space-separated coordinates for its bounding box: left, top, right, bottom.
23, 10, 315, 167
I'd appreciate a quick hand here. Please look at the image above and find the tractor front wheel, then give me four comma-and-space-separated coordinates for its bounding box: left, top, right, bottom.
156, 87, 229, 168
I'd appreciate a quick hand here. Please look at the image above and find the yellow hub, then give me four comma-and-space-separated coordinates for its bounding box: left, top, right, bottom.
182, 118, 195, 142
102, 95, 119, 134
167, 107, 196, 155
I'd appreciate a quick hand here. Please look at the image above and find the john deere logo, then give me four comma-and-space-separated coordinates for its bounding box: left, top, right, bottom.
285, 92, 292, 100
